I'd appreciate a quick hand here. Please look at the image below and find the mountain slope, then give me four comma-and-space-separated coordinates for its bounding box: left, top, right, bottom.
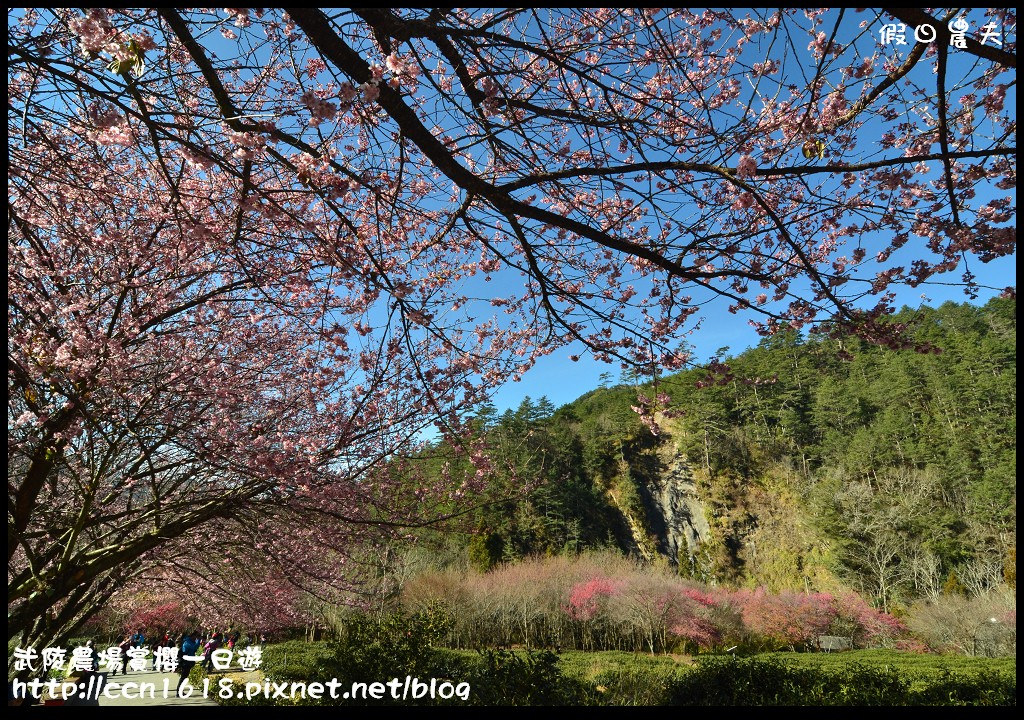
415, 298, 1016, 609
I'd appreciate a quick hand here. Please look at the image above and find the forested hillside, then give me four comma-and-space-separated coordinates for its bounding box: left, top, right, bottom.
415, 299, 1015, 612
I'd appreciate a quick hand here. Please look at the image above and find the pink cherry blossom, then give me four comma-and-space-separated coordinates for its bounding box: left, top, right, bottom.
736, 155, 758, 179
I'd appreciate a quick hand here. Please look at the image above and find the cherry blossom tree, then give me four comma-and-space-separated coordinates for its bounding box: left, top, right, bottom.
732, 588, 837, 649
6, 123, 481, 647
8, 8, 1016, 650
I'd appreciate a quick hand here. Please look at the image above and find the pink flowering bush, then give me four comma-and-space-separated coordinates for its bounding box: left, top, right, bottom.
565, 576, 622, 621
402, 553, 911, 653
730, 588, 838, 649
832, 592, 907, 647
668, 588, 722, 649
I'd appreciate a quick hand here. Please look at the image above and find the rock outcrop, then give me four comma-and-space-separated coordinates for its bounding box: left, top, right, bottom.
648, 451, 710, 565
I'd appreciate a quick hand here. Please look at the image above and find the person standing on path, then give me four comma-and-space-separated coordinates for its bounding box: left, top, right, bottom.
116, 634, 132, 676
177, 632, 201, 694
200, 633, 221, 673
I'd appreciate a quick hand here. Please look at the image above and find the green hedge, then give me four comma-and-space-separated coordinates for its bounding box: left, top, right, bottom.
221, 613, 589, 706
210, 615, 1015, 706
665, 656, 1015, 706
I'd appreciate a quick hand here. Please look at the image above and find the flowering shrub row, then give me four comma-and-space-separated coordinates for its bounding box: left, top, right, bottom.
403, 553, 907, 653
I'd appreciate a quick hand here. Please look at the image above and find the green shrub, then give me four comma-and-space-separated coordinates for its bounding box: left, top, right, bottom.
826, 663, 911, 706
910, 669, 1016, 706
266, 612, 456, 705
665, 655, 1016, 706
666, 656, 912, 705
215, 614, 590, 706
464, 649, 591, 706
258, 639, 338, 684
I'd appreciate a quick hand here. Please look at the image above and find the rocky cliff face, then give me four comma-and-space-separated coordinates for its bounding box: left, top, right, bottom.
607, 432, 711, 568
645, 451, 710, 566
